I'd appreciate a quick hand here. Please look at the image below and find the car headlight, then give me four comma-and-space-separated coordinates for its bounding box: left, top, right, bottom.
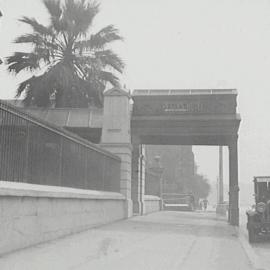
256, 202, 266, 213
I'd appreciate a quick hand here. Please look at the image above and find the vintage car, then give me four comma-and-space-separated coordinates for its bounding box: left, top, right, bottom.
162, 193, 195, 211
246, 176, 270, 243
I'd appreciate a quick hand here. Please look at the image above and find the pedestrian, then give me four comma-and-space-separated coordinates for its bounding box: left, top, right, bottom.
202, 198, 208, 211
199, 199, 203, 210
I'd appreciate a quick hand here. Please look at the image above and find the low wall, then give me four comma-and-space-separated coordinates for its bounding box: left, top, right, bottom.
216, 202, 229, 216
0, 181, 126, 255
144, 195, 161, 214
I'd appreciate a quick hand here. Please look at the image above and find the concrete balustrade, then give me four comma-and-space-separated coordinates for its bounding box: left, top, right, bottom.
0, 181, 126, 255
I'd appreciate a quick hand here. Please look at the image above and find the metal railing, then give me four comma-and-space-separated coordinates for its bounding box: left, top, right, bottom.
132, 89, 237, 96
0, 100, 121, 192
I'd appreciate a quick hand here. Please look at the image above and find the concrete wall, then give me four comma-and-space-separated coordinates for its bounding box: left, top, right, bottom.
0, 181, 126, 255
144, 195, 161, 214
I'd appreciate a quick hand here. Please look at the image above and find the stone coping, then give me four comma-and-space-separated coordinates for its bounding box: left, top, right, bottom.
144, 195, 161, 201
0, 181, 125, 200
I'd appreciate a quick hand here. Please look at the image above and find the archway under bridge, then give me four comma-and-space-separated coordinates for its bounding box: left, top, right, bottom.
130, 89, 241, 225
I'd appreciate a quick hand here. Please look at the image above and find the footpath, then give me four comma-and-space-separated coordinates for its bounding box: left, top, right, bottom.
0, 210, 265, 270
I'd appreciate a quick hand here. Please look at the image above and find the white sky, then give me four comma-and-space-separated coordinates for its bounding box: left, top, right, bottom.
1, 0, 270, 190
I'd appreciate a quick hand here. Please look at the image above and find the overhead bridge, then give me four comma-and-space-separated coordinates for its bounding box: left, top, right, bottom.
131, 89, 241, 225
131, 89, 240, 146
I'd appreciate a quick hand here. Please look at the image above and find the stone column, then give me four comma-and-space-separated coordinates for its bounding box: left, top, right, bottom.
218, 146, 224, 203
141, 145, 146, 211
131, 143, 147, 215
101, 87, 133, 218
131, 143, 143, 214
228, 136, 239, 226
216, 146, 226, 215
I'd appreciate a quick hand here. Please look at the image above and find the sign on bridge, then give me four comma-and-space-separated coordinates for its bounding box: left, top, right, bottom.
132, 89, 237, 116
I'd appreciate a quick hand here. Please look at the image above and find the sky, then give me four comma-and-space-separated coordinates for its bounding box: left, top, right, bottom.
1, 0, 270, 199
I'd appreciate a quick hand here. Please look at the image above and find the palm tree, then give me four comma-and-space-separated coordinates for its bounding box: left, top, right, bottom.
6, 0, 124, 107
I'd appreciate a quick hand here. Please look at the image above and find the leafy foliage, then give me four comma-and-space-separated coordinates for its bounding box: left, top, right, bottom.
6, 0, 124, 107
188, 174, 211, 201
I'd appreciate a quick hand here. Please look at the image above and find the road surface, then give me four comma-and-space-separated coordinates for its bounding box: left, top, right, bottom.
0, 211, 260, 270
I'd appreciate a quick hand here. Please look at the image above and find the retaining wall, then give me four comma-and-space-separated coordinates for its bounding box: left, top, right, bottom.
144, 195, 161, 214
0, 181, 126, 255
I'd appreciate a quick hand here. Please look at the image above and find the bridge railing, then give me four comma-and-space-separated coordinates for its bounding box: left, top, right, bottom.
0, 100, 121, 192
132, 89, 237, 96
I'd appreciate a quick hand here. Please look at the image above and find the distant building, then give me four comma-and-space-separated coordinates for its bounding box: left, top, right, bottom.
145, 145, 195, 194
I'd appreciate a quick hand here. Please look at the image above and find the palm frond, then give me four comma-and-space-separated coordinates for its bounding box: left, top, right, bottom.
14, 33, 61, 55
19, 16, 52, 36
43, 0, 67, 33
14, 33, 43, 45
16, 76, 36, 97
90, 25, 123, 48
99, 71, 120, 87
43, 0, 62, 19
6, 52, 41, 74
63, 0, 99, 36
75, 25, 123, 52
95, 50, 124, 73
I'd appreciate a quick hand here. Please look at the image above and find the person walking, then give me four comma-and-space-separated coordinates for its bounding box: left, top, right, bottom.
202, 198, 208, 211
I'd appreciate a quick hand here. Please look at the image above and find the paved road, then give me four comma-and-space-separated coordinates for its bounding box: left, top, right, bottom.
0, 211, 256, 270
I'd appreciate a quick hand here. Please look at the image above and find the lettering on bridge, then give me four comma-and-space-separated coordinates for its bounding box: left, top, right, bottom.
132, 95, 236, 116
162, 102, 203, 113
